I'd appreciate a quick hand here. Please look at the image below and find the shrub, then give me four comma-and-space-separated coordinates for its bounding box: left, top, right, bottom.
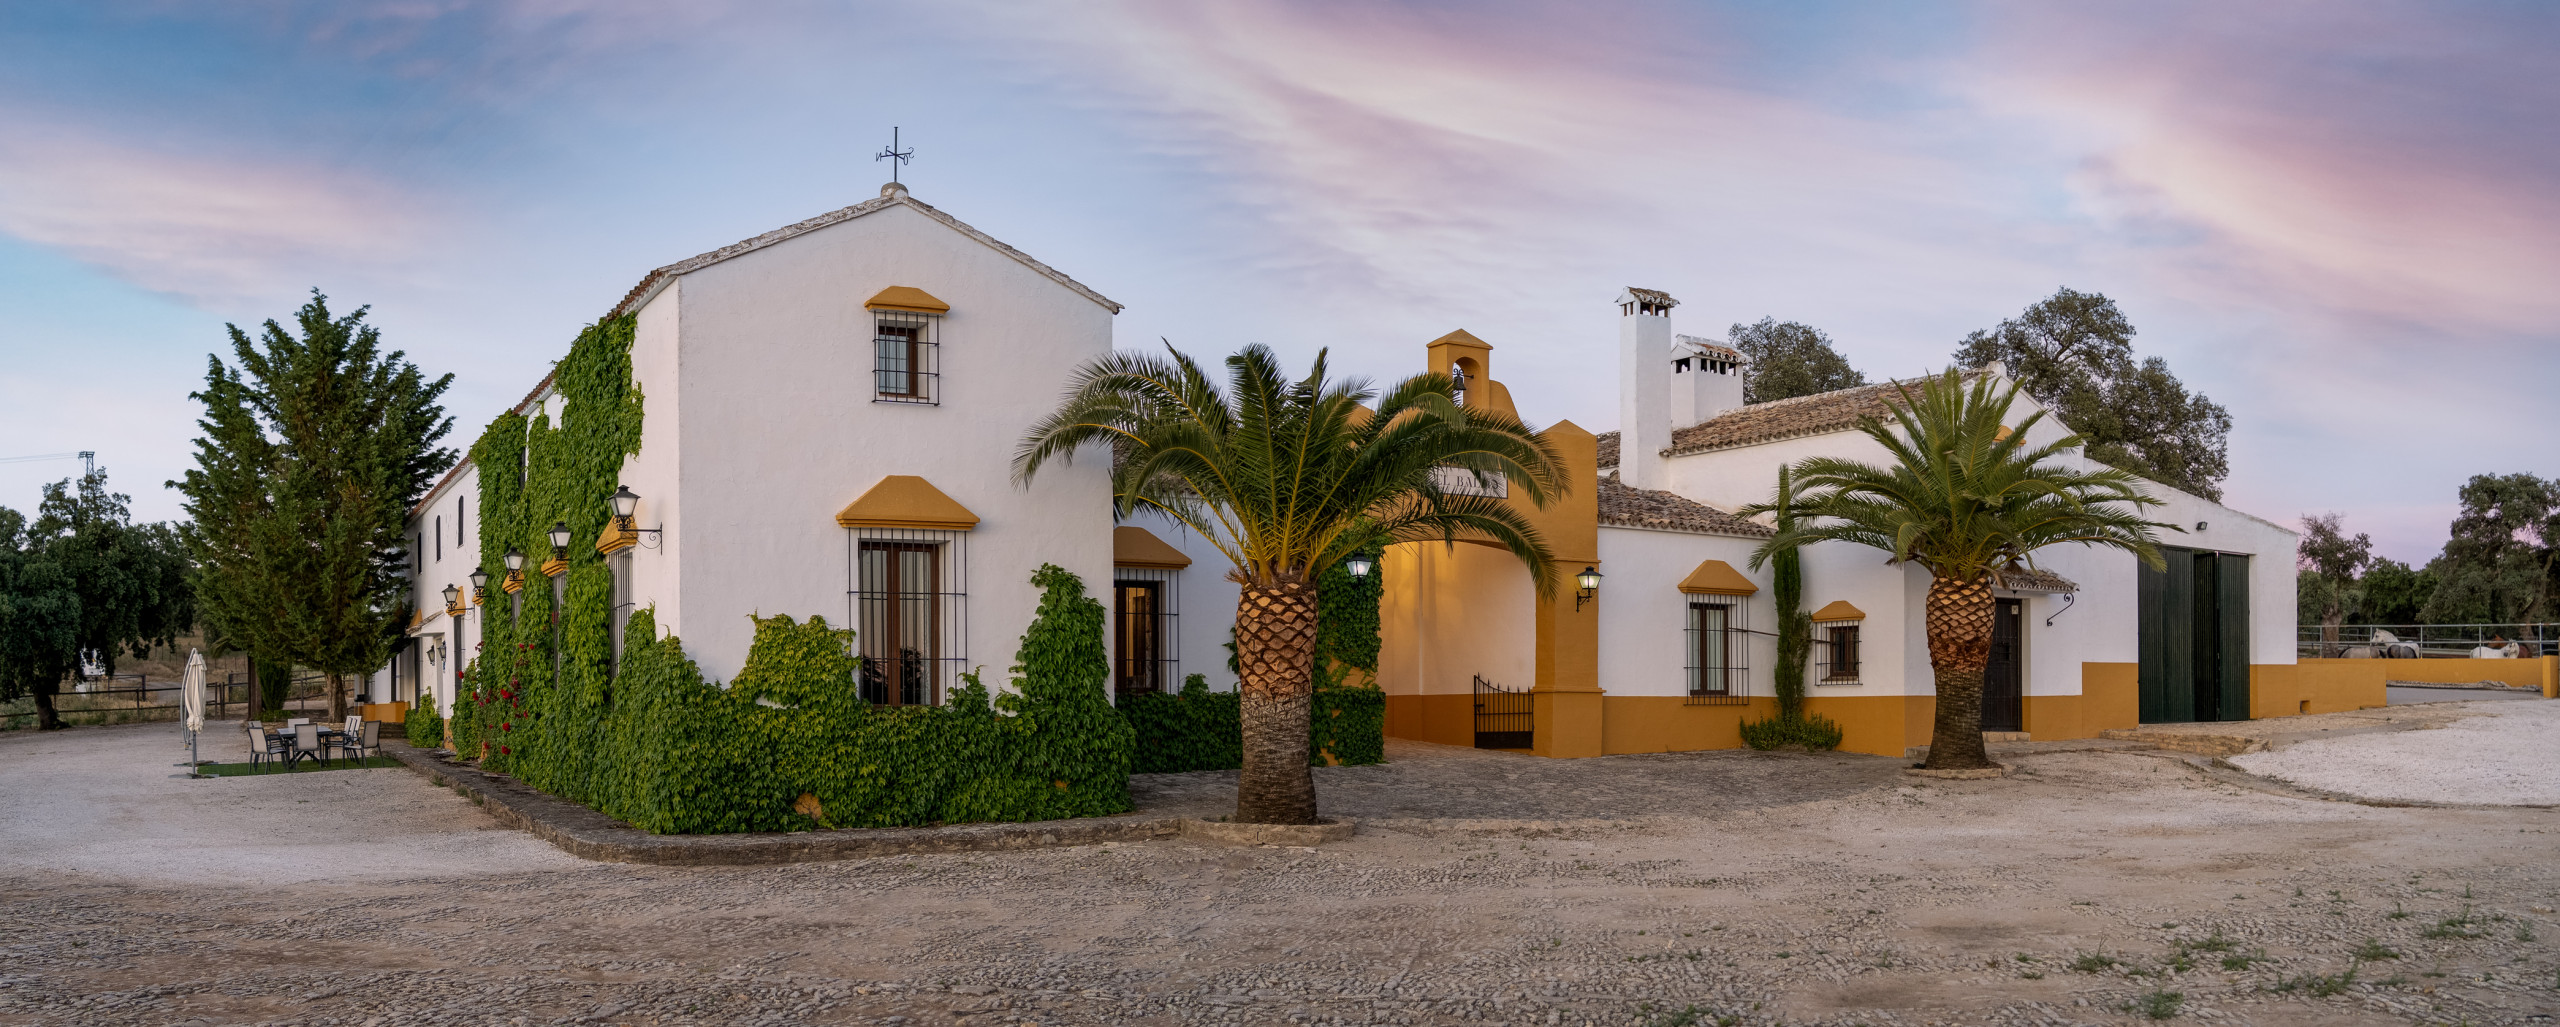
409, 687, 444, 750
1739, 712, 1845, 752
1120, 674, 1385, 772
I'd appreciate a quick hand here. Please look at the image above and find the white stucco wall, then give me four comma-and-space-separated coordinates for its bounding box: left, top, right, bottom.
397, 461, 482, 712
664, 201, 1118, 685
620, 283, 684, 643
1593, 526, 1776, 698
1637, 372, 2297, 707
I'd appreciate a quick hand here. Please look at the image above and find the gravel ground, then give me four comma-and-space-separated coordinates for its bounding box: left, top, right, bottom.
4, 722, 2558, 1027
2229, 700, 2560, 807
0, 720, 577, 885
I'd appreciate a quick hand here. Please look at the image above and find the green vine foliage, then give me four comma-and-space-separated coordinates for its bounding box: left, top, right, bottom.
436, 318, 1138, 833
1742, 467, 1842, 752
1313, 542, 1383, 678
1120, 673, 1384, 772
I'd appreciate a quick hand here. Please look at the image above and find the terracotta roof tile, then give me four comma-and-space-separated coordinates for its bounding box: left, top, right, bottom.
1594, 430, 1619, 469
1998, 567, 2080, 594
1665, 378, 1918, 456
1596, 476, 1773, 538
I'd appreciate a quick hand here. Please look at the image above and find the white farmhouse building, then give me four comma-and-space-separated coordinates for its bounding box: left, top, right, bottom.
378, 182, 1118, 718
373, 185, 2344, 761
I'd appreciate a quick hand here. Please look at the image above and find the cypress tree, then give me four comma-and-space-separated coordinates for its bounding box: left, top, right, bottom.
176, 291, 455, 721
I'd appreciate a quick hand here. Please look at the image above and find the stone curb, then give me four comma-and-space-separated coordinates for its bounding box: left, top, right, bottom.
1180, 818, 1356, 846
1902, 764, 2010, 780
384, 741, 1360, 865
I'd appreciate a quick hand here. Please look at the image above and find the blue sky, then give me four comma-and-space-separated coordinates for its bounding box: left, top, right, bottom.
3, 1, 2555, 563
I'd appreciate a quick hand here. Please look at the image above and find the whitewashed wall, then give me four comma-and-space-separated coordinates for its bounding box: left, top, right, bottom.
1593, 526, 1777, 697
394, 460, 482, 712
658, 202, 1118, 685
619, 279, 685, 646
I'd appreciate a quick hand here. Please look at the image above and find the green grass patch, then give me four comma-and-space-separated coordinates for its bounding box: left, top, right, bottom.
2350, 939, 2400, 961
2221, 949, 2270, 971
2069, 951, 2122, 973
197, 757, 402, 776
2126, 990, 2183, 1020
2422, 907, 2483, 940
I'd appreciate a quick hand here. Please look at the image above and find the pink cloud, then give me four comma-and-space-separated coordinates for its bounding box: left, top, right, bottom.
1969, 2, 2560, 335
0, 112, 437, 305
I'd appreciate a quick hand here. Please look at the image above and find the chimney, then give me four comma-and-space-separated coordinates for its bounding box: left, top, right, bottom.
1617, 287, 1677, 489
1677, 335, 1747, 423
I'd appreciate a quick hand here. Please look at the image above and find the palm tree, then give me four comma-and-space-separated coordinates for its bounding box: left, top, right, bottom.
1744, 369, 2173, 770
1018, 344, 1564, 823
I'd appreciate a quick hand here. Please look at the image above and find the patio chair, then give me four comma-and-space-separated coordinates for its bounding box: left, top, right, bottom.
336, 720, 382, 761
292, 722, 329, 768
286, 717, 310, 729
247, 723, 290, 771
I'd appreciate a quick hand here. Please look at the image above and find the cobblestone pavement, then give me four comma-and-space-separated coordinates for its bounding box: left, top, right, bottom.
4, 723, 2558, 1026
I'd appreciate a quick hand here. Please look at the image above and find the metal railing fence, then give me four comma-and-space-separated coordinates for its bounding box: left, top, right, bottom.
2297, 623, 2560, 659
0, 671, 336, 729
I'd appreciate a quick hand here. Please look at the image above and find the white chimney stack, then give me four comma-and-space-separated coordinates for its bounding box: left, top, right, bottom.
1677, 335, 1748, 424
1617, 287, 1677, 489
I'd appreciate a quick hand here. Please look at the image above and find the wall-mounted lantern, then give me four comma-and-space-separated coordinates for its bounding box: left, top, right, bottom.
1344, 554, 1375, 579
607, 485, 665, 550
441, 582, 462, 614
547, 521, 572, 561
467, 566, 490, 603
1575, 566, 1603, 610
503, 548, 525, 573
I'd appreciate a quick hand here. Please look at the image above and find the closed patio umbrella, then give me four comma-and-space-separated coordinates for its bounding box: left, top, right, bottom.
180, 649, 208, 778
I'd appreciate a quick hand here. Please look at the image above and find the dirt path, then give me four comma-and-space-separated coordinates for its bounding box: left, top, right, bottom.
3, 724, 2556, 1026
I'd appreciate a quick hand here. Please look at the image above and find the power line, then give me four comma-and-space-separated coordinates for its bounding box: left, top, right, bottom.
0, 452, 83, 466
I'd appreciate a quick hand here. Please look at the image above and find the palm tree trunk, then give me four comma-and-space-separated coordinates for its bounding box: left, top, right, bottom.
1922, 574, 1997, 769
1233, 576, 1320, 824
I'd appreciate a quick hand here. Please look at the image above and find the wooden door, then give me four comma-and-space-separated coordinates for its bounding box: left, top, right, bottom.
1982, 598, 2024, 732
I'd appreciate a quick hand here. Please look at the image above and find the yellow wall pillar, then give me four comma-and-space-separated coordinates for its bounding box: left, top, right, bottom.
1529, 419, 1604, 758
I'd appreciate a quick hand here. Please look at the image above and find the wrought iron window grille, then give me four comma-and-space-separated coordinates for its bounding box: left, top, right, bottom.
1111, 568, 1180, 699
1684, 600, 1752, 705
846, 527, 968, 706
871, 310, 941, 405
1816, 622, 1863, 685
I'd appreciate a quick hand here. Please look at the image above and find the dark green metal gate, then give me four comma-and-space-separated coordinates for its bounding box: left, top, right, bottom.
2139, 547, 2251, 723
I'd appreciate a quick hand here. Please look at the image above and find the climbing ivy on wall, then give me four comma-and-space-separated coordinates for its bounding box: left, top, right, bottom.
442, 317, 1136, 833
1119, 673, 1384, 773
1313, 542, 1384, 683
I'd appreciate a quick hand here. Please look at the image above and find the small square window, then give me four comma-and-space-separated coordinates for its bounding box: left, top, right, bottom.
1817, 623, 1863, 684
872, 310, 939, 404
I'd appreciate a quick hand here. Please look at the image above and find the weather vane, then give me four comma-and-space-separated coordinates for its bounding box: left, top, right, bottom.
876, 127, 914, 185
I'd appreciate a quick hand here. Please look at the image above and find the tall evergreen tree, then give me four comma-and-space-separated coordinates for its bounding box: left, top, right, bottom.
175, 291, 455, 721
1953, 288, 2232, 500
0, 470, 194, 729
1729, 318, 1866, 404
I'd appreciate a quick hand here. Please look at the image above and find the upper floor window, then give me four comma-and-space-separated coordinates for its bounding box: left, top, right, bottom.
865, 286, 950, 406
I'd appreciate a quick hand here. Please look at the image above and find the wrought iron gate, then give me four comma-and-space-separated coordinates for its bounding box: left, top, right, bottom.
1472, 674, 1532, 750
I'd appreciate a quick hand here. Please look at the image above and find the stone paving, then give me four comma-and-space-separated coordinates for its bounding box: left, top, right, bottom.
3, 721, 2558, 1026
